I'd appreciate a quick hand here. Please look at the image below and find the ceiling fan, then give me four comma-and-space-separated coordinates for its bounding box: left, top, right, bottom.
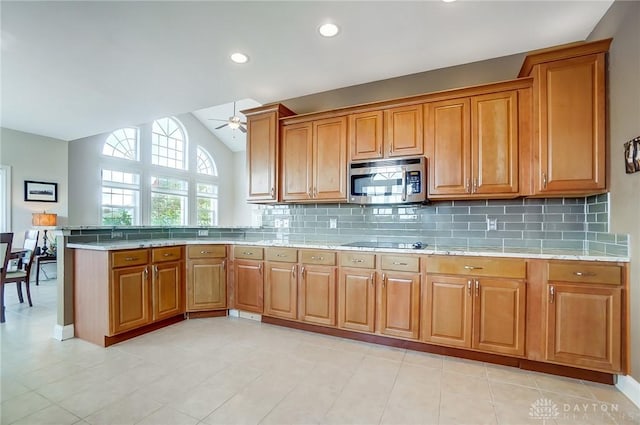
208, 101, 247, 133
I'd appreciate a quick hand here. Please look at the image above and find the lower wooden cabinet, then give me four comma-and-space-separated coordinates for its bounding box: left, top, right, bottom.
187, 259, 226, 311
423, 274, 525, 356
234, 259, 264, 314
110, 265, 151, 335
379, 271, 420, 340
338, 268, 376, 332
299, 264, 336, 326
152, 261, 183, 321
264, 262, 298, 320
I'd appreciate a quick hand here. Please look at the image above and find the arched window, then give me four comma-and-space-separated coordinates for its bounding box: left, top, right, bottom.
102, 128, 138, 160
152, 117, 186, 169
197, 146, 217, 176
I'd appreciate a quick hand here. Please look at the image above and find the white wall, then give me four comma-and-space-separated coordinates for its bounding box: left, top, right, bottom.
67, 113, 252, 226
0, 127, 68, 246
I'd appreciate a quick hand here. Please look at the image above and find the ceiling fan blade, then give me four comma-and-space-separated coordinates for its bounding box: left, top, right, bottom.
208, 118, 227, 122
215, 123, 228, 130
240, 122, 247, 125
239, 126, 247, 134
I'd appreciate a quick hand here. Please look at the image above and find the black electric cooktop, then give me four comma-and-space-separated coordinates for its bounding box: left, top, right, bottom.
341, 241, 426, 250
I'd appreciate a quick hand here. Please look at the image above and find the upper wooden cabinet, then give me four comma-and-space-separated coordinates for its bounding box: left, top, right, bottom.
425, 89, 520, 199
281, 116, 347, 202
349, 105, 423, 161
244, 104, 295, 203
519, 39, 611, 196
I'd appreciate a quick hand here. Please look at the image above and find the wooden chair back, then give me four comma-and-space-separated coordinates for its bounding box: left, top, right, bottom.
21, 230, 39, 272
1, 233, 14, 282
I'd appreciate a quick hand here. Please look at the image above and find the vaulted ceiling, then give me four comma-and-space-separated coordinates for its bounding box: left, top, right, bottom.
1, 1, 613, 143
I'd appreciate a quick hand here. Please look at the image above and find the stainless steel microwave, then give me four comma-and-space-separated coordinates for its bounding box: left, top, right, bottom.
349, 157, 427, 204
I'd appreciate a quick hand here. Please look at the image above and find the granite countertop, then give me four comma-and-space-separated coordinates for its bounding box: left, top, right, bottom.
66, 239, 630, 262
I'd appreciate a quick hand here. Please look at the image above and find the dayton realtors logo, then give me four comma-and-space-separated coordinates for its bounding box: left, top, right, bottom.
529, 398, 560, 422
530, 397, 629, 423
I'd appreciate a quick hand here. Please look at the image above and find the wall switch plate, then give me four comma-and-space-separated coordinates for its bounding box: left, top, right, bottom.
487, 218, 498, 231
111, 231, 123, 238
197, 229, 209, 237
274, 219, 282, 228
329, 218, 338, 229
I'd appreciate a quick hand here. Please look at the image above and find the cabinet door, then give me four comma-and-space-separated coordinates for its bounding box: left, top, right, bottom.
110, 265, 151, 335
299, 265, 336, 326
281, 123, 312, 201
349, 111, 383, 160
546, 283, 621, 372
152, 262, 183, 321
338, 268, 375, 333
472, 91, 519, 195
234, 260, 264, 314
247, 112, 278, 201
425, 98, 471, 196
384, 105, 423, 157
536, 53, 606, 194
313, 117, 347, 201
422, 274, 472, 348
472, 278, 525, 356
380, 271, 420, 340
187, 259, 226, 311
264, 262, 297, 320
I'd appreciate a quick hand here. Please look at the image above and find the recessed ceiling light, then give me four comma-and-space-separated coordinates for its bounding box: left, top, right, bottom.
318, 23, 339, 38
442, 0, 456, 2
230, 52, 249, 64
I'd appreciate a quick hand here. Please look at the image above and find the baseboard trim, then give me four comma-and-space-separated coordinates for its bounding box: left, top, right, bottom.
53, 324, 75, 341
616, 375, 640, 409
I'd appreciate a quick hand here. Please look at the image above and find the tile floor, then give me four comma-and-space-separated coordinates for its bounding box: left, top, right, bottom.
1, 279, 639, 425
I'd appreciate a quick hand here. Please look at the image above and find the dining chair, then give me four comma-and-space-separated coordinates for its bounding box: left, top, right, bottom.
4, 230, 39, 310
1, 232, 15, 323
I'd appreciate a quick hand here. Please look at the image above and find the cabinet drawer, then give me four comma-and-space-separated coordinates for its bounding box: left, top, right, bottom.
152, 246, 183, 263
234, 246, 264, 260
112, 249, 149, 268
426, 256, 525, 279
548, 262, 621, 285
265, 247, 297, 263
187, 245, 226, 259
380, 255, 420, 272
339, 252, 375, 269
300, 250, 336, 266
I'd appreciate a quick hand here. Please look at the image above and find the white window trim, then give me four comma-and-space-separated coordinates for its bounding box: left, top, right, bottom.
0, 165, 11, 232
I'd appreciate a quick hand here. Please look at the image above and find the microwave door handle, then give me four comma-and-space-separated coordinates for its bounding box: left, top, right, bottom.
401, 168, 407, 202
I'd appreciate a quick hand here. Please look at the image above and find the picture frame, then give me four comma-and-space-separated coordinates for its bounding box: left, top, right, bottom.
24, 180, 58, 202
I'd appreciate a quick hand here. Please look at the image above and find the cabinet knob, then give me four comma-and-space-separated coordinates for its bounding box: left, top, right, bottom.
258, 263, 262, 274
475, 279, 479, 297
270, 187, 275, 197
144, 267, 148, 279
382, 273, 387, 287
370, 272, 375, 284
549, 286, 555, 303
292, 265, 296, 278
542, 173, 548, 189
467, 280, 472, 296
473, 178, 478, 194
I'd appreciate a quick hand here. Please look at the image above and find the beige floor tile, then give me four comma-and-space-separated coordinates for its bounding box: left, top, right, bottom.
57, 379, 134, 419
395, 363, 442, 396
83, 391, 163, 425
0, 379, 30, 402
134, 405, 199, 425
440, 392, 497, 425
0, 391, 52, 424
583, 381, 640, 413
494, 400, 555, 425
534, 373, 595, 399
380, 372, 440, 425
490, 380, 544, 408
321, 391, 388, 425
441, 370, 492, 401
539, 391, 618, 425
403, 350, 444, 370
366, 344, 406, 362
11, 404, 81, 425
260, 382, 339, 425
19, 359, 86, 390
442, 356, 487, 377
486, 363, 539, 388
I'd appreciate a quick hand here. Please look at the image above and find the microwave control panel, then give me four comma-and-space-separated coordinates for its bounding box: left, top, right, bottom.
407, 171, 422, 194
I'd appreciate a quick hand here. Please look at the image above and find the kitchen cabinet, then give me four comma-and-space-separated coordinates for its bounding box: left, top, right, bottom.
264, 248, 298, 320
378, 255, 421, 340
545, 261, 622, 372
233, 246, 264, 314
111, 261, 151, 335
186, 245, 227, 312
338, 252, 376, 333
349, 106, 422, 161
299, 250, 337, 326
244, 104, 295, 202
425, 89, 519, 198
151, 247, 184, 322
423, 256, 526, 356
519, 39, 610, 195
281, 117, 347, 202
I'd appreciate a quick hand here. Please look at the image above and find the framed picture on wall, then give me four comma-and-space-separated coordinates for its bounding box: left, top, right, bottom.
24, 180, 58, 202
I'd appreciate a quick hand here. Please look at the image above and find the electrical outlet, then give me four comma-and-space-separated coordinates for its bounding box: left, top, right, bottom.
197, 229, 209, 237
487, 218, 498, 231
329, 218, 337, 229
274, 219, 282, 228
111, 231, 123, 238
282, 219, 289, 228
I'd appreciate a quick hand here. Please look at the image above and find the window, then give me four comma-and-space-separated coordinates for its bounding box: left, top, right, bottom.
101, 170, 140, 225
151, 176, 188, 225
197, 183, 218, 225
152, 117, 186, 169
103, 128, 139, 161
197, 146, 217, 176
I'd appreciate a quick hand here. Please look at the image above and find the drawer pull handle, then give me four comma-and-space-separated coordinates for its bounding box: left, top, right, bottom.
200, 251, 212, 254
549, 286, 555, 303
351, 259, 364, 263
242, 252, 254, 255
125, 257, 139, 261
467, 280, 472, 296
370, 272, 375, 284
475, 280, 479, 297
574, 272, 596, 277
311, 256, 324, 261
276, 253, 287, 257
392, 261, 408, 266
382, 273, 387, 288
464, 265, 483, 270
292, 265, 296, 278
163, 253, 173, 257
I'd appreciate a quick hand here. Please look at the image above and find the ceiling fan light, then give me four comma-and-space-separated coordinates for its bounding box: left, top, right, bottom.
228, 121, 240, 130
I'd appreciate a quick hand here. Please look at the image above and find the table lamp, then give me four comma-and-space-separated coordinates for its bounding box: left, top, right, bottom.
32, 212, 57, 255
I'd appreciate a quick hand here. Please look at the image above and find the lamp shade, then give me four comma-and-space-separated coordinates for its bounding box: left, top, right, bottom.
32, 213, 57, 227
